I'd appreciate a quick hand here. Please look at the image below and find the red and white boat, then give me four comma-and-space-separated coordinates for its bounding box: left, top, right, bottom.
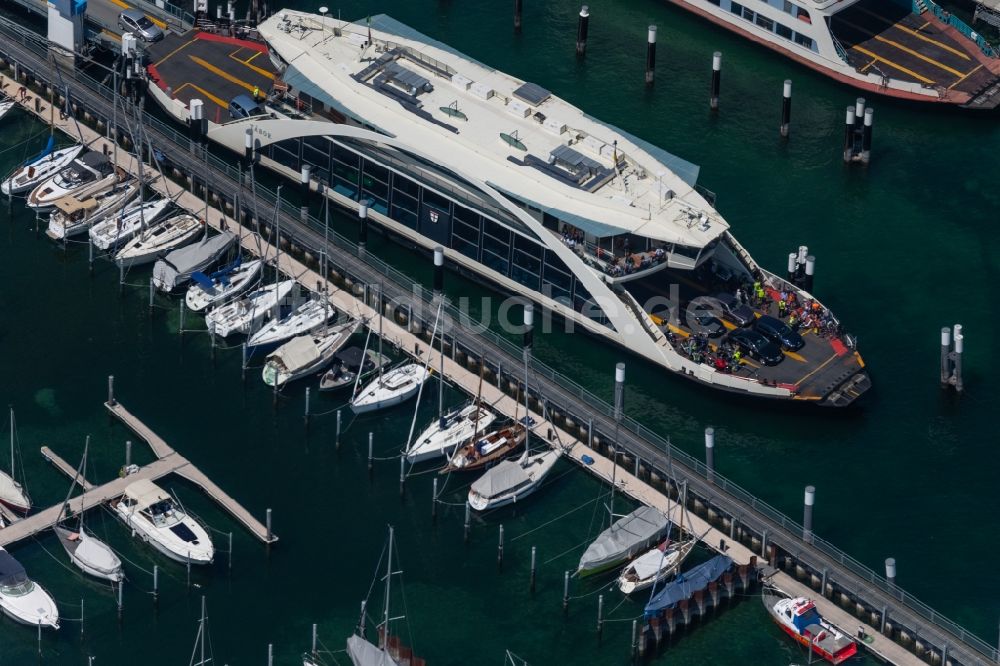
763, 591, 858, 664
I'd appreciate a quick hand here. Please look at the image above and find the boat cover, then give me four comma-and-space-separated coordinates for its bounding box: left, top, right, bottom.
629, 546, 671, 581
336, 346, 367, 370
160, 231, 236, 273
0, 550, 27, 586
74, 534, 120, 574
346, 634, 399, 666
470, 459, 530, 498
644, 554, 732, 616
578, 505, 669, 573
123, 478, 171, 511
271, 335, 321, 370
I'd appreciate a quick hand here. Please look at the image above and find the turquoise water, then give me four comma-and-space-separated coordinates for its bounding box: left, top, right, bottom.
0, 0, 998, 663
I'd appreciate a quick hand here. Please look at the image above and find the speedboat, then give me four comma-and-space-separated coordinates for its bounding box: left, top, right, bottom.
27, 152, 121, 210
262, 320, 360, 387
617, 537, 696, 595
405, 402, 496, 464
89, 197, 173, 251
319, 346, 390, 392
53, 525, 124, 583
1, 142, 83, 195
152, 231, 237, 292
46, 181, 139, 241
468, 447, 561, 511
110, 478, 214, 565
205, 279, 297, 338
763, 592, 858, 665
0, 548, 59, 629
247, 298, 334, 350
443, 423, 526, 473
185, 258, 263, 311
350, 363, 428, 414
114, 214, 203, 268
577, 505, 670, 578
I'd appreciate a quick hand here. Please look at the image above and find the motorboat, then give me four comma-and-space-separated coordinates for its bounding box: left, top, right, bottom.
114, 214, 203, 268
350, 363, 428, 414
468, 446, 561, 511
577, 505, 670, 578
247, 298, 335, 350
54, 526, 124, 583
262, 320, 360, 387
406, 402, 495, 464
152, 231, 237, 292
318, 346, 389, 392
1, 141, 83, 195
109, 478, 214, 565
442, 423, 526, 473
205, 279, 297, 338
617, 537, 696, 595
763, 591, 858, 665
0, 548, 59, 629
27, 152, 121, 210
45, 181, 139, 241
89, 197, 173, 251
185, 258, 263, 311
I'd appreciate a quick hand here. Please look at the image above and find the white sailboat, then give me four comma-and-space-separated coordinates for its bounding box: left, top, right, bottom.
45, 181, 139, 241
0, 548, 59, 629
247, 298, 334, 349
0, 407, 30, 514
110, 478, 214, 565
1, 142, 83, 195
262, 319, 360, 387
616, 536, 696, 595
89, 197, 172, 251
114, 214, 203, 268
185, 258, 263, 312
53, 438, 124, 583
189, 596, 215, 666
27, 152, 122, 210
205, 278, 296, 338
152, 231, 237, 292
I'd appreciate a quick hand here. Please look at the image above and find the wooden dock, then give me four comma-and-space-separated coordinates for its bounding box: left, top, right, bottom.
0, 402, 275, 548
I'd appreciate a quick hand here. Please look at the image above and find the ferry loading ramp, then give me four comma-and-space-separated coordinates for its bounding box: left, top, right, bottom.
146, 31, 277, 123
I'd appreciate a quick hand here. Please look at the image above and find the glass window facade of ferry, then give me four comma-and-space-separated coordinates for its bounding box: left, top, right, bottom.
724, 0, 816, 51
264, 135, 611, 328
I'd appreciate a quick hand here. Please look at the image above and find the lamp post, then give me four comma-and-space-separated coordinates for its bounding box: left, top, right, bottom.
319, 6, 328, 32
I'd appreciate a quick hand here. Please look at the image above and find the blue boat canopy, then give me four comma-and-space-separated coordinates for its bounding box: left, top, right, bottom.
0, 550, 28, 586
644, 554, 732, 617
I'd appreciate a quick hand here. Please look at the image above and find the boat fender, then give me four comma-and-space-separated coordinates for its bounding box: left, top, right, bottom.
582, 455, 594, 465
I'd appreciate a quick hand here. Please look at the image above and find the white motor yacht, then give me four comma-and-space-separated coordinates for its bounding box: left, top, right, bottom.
351, 364, 428, 414
405, 403, 495, 464
114, 214, 203, 268
185, 258, 263, 312
262, 320, 360, 387
1, 143, 83, 195
89, 197, 173, 251
27, 152, 121, 210
247, 298, 334, 349
110, 478, 214, 565
205, 279, 296, 338
46, 181, 139, 241
0, 548, 59, 629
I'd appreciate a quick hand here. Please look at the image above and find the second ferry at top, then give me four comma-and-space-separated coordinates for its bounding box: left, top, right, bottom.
145, 13, 870, 406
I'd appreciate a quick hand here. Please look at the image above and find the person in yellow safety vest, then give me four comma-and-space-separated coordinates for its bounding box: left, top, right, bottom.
253, 85, 260, 101
733, 349, 742, 364
778, 299, 787, 316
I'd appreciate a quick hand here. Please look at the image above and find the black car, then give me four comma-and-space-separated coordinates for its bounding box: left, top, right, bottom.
728, 328, 784, 366
690, 313, 725, 338
754, 315, 805, 351
710, 293, 755, 327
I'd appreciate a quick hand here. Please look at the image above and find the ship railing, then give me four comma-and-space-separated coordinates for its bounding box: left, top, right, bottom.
925, 0, 998, 57
829, 33, 851, 65
2, 23, 997, 662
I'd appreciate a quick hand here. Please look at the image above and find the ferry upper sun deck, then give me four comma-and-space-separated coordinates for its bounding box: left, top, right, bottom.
147, 12, 871, 406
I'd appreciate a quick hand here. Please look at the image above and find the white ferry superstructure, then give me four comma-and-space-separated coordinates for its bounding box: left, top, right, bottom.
159, 13, 870, 405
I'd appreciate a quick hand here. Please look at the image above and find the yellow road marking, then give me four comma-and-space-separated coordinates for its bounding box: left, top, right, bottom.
245, 51, 263, 65
153, 37, 196, 68
859, 58, 878, 73
857, 7, 971, 60
795, 352, 838, 387
854, 352, 865, 368
172, 82, 228, 110
851, 45, 935, 84
783, 350, 807, 363
188, 55, 256, 93
948, 63, 984, 89
228, 52, 275, 80
873, 34, 966, 78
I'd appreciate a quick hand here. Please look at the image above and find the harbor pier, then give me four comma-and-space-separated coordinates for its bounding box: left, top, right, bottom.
0, 23, 995, 666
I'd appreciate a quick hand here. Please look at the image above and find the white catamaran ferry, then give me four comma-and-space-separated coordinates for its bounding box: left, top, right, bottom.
153, 13, 870, 405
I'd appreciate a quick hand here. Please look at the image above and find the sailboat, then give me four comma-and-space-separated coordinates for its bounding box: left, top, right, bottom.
346, 526, 423, 666
1, 140, 83, 195
46, 180, 139, 241
0, 548, 59, 629
404, 317, 495, 464
467, 347, 560, 510
616, 536, 696, 595
189, 596, 216, 666
185, 257, 264, 312
0, 407, 30, 514
89, 197, 173, 251
577, 504, 670, 578
262, 319, 361, 387
109, 478, 214, 565
114, 213, 203, 268
247, 297, 334, 350
53, 438, 124, 583
205, 279, 297, 337
27, 152, 122, 211
152, 230, 237, 292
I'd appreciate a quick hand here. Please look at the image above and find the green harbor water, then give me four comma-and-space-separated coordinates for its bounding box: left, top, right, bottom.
1, 0, 998, 663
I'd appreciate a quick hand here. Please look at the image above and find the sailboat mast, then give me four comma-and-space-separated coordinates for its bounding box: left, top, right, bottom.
322, 191, 330, 325
471, 354, 484, 436
382, 526, 394, 648
200, 595, 206, 666
377, 283, 384, 383
437, 322, 444, 420
273, 185, 283, 321
8, 406, 12, 476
